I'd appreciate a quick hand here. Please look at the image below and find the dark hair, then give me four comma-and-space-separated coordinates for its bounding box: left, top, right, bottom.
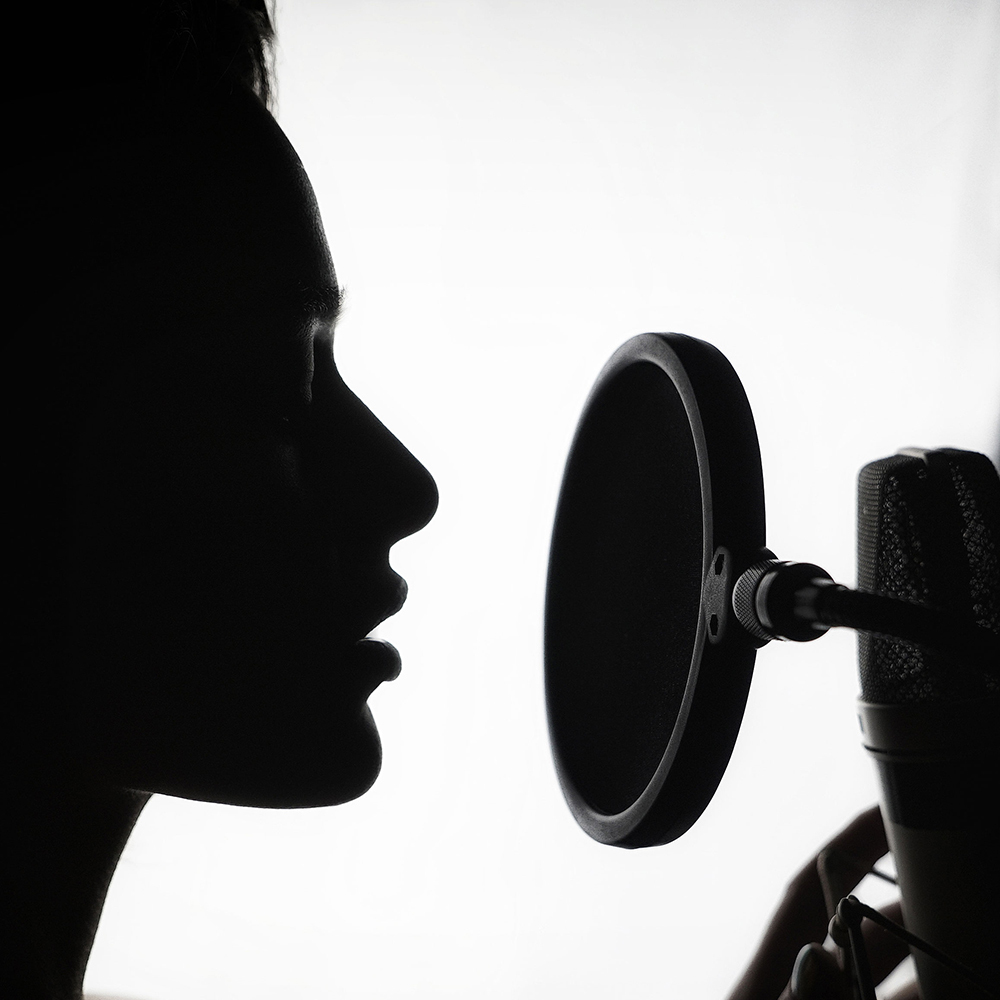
148, 0, 278, 110
15, 0, 276, 115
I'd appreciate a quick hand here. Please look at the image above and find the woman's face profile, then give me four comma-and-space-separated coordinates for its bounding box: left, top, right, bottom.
61, 88, 438, 809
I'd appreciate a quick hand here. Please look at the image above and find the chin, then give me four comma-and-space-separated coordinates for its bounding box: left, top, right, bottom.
252, 711, 385, 810
98, 705, 385, 810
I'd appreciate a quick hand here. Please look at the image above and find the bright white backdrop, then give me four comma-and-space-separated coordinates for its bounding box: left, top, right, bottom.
86, 2, 999, 998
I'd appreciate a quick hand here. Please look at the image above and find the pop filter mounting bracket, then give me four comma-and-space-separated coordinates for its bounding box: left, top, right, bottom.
544, 333, 769, 848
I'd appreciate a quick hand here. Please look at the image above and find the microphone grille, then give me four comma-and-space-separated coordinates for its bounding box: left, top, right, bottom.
856, 449, 1000, 705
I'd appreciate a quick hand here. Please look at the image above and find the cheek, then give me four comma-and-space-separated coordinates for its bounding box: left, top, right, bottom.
67, 414, 380, 807
75, 413, 326, 605
71, 417, 353, 676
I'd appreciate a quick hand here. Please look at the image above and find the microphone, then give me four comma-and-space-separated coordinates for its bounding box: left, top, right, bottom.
729, 451, 1000, 998
854, 447, 999, 999
545, 333, 999, 998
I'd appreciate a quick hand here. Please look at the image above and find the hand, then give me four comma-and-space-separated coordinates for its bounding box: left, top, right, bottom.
725, 805, 917, 999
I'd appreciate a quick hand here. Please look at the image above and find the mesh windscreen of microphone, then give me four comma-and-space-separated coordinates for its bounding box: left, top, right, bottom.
857, 448, 1000, 703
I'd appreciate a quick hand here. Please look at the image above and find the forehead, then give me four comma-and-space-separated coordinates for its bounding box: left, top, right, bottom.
157, 90, 340, 324
39, 89, 342, 408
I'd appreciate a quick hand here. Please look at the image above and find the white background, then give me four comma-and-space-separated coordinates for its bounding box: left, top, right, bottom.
86, 2, 999, 998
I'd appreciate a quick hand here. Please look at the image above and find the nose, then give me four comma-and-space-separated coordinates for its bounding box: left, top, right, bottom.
305, 340, 438, 549
367, 414, 439, 545
331, 399, 438, 550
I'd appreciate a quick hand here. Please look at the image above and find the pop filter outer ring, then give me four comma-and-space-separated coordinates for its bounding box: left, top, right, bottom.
545, 333, 766, 847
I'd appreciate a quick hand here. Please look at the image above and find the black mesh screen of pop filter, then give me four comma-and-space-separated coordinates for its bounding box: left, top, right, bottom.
545, 334, 766, 848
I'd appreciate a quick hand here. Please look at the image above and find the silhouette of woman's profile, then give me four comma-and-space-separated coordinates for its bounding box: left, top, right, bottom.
9, 3, 436, 996
7, 5, 918, 999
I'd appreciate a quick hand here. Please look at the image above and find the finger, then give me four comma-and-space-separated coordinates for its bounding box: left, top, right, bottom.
787, 942, 846, 1000
822, 804, 888, 864
725, 806, 887, 1000
725, 865, 830, 1000
817, 805, 889, 918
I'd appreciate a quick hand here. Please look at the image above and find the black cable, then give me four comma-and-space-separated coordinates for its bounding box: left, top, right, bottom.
837, 895, 999, 1000
812, 584, 1000, 678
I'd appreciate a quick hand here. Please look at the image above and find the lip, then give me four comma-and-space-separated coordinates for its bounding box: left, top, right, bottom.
356, 574, 408, 640
345, 573, 408, 690
351, 637, 402, 687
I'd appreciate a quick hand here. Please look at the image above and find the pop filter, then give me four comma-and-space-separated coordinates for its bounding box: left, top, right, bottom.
544, 333, 999, 852
544, 333, 767, 847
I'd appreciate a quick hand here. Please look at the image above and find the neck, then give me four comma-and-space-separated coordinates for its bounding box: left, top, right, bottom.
8, 767, 149, 1000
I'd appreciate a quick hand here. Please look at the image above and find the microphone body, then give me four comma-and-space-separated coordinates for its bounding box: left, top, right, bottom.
858, 698, 998, 998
